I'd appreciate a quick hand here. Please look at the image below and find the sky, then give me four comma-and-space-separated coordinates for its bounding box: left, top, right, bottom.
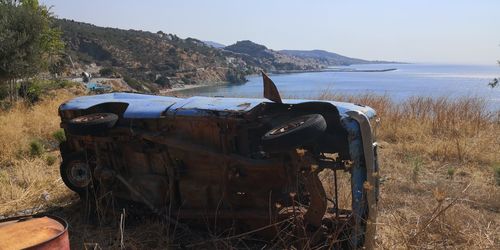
41, 0, 500, 65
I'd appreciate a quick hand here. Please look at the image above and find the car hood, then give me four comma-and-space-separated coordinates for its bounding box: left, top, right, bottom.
60, 93, 376, 119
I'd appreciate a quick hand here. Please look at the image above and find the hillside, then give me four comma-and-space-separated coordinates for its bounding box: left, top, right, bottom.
280, 49, 370, 66
224, 40, 324, 72
55, 20, 329, 92
56, 19, 255, 92
279, 49, 399, 66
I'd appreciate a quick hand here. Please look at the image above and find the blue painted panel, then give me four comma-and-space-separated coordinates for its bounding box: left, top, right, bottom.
283, 98, 376, 118
59, 93, 182, 118
342, 117, 367, 246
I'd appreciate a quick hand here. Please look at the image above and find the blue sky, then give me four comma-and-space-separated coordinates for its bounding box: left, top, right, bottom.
41, 0, 500, 65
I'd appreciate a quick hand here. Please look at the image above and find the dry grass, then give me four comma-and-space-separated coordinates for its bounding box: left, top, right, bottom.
0, 90, 499, 249
318, 93, 500, 249
0, 88, 82, 215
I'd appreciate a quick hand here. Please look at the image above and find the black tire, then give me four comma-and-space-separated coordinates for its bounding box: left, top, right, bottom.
66, 113, 118, 136
262, 114, 327, 152
60, 152, 93, 196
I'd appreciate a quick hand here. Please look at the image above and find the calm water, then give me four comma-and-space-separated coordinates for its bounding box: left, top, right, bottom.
175, 64, 500, 110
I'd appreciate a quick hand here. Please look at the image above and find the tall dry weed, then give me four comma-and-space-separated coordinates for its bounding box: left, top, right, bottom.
318, 92, 499, 248
0, 89, 79, 215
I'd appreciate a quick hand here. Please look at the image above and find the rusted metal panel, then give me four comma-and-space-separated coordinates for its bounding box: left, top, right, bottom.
262, 71, 283, 103
0, 215, 70, 250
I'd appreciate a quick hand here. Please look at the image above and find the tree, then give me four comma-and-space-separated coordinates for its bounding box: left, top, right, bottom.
0, 0, 64, 101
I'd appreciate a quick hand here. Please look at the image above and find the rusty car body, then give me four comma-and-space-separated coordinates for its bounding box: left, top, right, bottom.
57, 75, 379, 248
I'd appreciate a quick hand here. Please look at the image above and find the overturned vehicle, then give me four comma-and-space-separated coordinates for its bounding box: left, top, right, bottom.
57, 74, 380, 248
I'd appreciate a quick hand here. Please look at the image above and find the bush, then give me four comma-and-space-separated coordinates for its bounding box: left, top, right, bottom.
0, 85, 8, 100
29, 139, 44, 157
55, 79, 75, 89
447, 167, 455, 179
154, 75, 170, 87
18, 81, 42, 104
26, 84, 42, 104
52, 129, 66, 143
46, 155, 57, 166
99, 67, 115, 77
494, 164, 500, 186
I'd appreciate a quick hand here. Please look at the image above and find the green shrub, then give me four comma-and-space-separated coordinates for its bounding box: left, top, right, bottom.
52, 129, 66, 143
154, 75, 170, 87
494, 164, 500, 186
447, 167, 455, 179
0, 85, 8, 100
18, 81, 42, 104
46, 155, 57, 166
409, 155, 423, 183
55, 79, 75, 89
29, 139, 44, 157
99, 67, 115, 77
26, 84, 42, 104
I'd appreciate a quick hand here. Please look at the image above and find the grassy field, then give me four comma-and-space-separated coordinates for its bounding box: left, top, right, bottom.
0, 89, 498, 249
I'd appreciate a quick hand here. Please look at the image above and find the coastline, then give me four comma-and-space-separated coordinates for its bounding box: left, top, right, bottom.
159, 66, 399, 94
159, 81, 229, 95
270, 67, 397, 74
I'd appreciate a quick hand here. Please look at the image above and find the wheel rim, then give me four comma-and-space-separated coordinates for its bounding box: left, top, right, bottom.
72, 113, 108, 123
268, 118, 307, 136
66, 161, 91, 188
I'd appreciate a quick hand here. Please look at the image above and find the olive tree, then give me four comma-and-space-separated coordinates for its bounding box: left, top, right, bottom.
0, 0, 63, 102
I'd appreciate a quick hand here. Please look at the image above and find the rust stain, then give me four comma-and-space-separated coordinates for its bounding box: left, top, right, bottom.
0, 215, 69, 250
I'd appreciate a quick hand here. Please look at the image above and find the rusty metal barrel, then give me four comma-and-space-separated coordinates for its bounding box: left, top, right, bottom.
0, 215, 70, 250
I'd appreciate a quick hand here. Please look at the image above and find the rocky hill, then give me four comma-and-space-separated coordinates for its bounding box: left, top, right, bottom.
56, 19, 255, 92
224, 40, 323, 72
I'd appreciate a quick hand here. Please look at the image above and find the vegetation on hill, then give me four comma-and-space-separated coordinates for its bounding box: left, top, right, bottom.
55, 19, 259, 92
280, 49, 401, 66
55, 22, 339, 92
224, 40, 324, 71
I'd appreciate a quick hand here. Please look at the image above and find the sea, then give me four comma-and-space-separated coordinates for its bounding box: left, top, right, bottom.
174, 64, 500, 110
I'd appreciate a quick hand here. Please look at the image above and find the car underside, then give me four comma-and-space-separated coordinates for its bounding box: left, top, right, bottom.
57, 75, 379, 249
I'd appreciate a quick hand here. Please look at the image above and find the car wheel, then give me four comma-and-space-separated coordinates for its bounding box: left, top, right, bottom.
60, 153, 93, 196
66, 113, 118, 136
262, 114, 327, 152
